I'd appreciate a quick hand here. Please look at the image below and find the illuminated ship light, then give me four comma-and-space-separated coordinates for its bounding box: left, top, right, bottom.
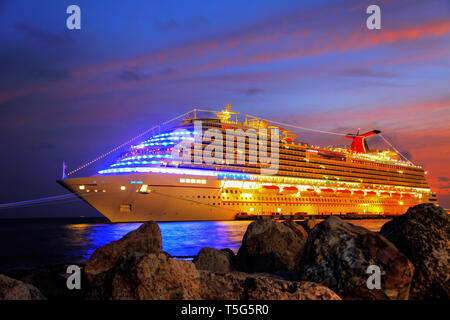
58, 105, 437, 222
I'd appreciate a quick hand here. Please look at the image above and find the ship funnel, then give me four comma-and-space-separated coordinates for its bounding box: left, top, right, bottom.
345, 130, 381, 153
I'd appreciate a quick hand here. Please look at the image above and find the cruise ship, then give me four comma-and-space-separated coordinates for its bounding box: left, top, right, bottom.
58, 105, 437, 222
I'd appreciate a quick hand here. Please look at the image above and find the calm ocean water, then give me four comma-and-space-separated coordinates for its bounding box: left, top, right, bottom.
0, 218, 389, 272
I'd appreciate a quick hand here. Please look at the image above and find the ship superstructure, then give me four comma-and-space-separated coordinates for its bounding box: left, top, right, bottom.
59, 106, 436, 222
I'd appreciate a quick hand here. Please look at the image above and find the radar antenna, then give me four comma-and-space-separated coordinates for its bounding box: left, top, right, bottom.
215, 104, 239, 122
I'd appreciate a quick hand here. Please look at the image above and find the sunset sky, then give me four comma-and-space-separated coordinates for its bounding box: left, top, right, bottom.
0, 0, 449, 217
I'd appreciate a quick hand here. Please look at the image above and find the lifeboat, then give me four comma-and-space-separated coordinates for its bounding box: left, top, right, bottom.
401, 193, 411, 198
320, 188, 334, 193
365, 191, 377, 196
352, 190, 365, 196
337, 189, 351, 194
281, 186, 298, 194
262, 185, 280, 193
391, 193, 401, 197
282, 130, 299, 143
380, 192, 391, 197
306, 188, 316, 192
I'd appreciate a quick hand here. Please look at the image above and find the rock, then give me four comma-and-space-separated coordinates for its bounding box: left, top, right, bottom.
299, 216, 414, 300
87, 253, 201, 300
8, 265, 68, 300
283, 220, 309, 239
297, 218, 318, 233
237, 219, 307, 274
85, 221, 162, 284
193, 247, 234, 273
6, 264, 89, 300
220, 248, 238, 269
380, 203, 450, 300
0, 274, 46, 300
199, 271, 340, 300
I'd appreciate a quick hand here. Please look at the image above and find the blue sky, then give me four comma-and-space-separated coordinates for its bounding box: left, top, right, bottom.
0, 0, 449, 217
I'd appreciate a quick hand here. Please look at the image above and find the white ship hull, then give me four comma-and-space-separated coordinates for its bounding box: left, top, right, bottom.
59, 173, 237, 222
58, 171, 428, 222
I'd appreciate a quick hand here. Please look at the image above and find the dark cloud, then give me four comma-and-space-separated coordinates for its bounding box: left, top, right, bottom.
118, 66, 175, 82
118, 69, 146, 82
188, 16, 209, 29
0, 50, 70, 89
342, 67, 398, 79
14, 22, 71, 46
153, 16, 209, 32
241, 88, 265, 95
153, 18, 180, 31
0, 22, 76, 89
158, 66, 176, 75
28, 68, 69, 82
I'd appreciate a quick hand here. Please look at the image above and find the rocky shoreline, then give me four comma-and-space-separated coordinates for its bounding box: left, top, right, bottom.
1, 203, 448, 300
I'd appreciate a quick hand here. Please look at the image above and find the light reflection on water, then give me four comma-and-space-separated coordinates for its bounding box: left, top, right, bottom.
83, 221, 252, 259
159, 221, 252, 257
0, 218, 388, 272
76, 219, 387, 260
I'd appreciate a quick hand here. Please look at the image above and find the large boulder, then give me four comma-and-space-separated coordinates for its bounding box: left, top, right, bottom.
220, 248, 238, 269
0, 274, 46, 300
193, 247, 235, 273
237, 219, 307, 274
380, 203, 450, 300
7, 265, 72, 300
282, 220, 309, 238
85, 221, 162, 284
199, 271, 340, 300
299, 216, 414, 300
87, 253, 201, 300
